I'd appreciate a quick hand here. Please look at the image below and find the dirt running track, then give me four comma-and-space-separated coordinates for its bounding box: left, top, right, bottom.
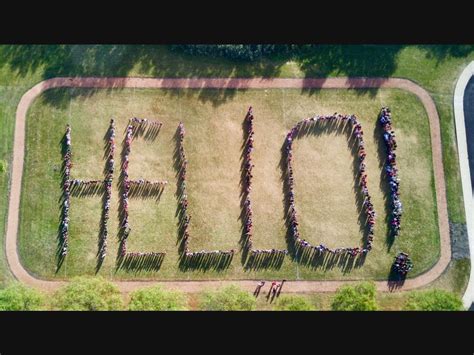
5, 77, 450, 295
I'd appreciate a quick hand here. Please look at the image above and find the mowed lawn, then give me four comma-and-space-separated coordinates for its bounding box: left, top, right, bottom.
18, 87, 439, 281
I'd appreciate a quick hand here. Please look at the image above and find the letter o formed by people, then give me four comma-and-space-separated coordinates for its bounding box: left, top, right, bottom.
284, 114, 376, 261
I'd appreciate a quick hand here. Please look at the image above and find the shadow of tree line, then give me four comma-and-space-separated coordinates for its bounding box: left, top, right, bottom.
1, 44, 473, 108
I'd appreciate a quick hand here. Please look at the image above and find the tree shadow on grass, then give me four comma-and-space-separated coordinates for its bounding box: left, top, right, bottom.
0, 45, 286, 108
418, 45, 474, 64
3, 45, 474, 109
295, 45, 405, 98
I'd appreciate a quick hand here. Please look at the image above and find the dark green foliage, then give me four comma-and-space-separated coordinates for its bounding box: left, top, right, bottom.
274, 295, 316, 311
128, 285, 188, 311
199, 285, 256, 311
53, 276, 124, 311
170, 45, 297, 61
404, 289, 463, 311
331, 282, 378, 311
0, 282, 44, 310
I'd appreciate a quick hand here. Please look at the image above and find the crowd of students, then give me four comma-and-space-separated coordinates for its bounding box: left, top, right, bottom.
130, 117, 163, 127
393, 252, 413, 275
129, 180, 167, 186
60, 110, 407, 267
99, 119, 116, 260
124, 251, 166, 258
241, 107, 288, 257
379, 107, 403, 237
242, 107, 255, 250
285, 114, 376, 257
252, 249, 288, 255
119, 118, 167, 259
177, 121, 235, 259
60, 124, 72, 257
119, 123, 134, 256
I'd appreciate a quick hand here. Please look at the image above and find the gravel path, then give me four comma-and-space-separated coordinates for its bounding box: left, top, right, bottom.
4, 77, 450, 294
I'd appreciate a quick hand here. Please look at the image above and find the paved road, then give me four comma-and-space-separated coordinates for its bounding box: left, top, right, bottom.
464, 77, 474, 191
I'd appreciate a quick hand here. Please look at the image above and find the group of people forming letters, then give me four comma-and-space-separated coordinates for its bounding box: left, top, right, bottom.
379, 107, 403, 237
242, 107, 288, 257
60, 107, 406, 268
177, 121, 236, 259
60, 124, 73, 257
285, 113, 376, 258
119, 118, 167, 260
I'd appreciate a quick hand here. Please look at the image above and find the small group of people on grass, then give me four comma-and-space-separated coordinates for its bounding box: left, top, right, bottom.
130, 117, 163, 127
285, 114, 376, 257
185, 249, 236, 257
128, 179, 167, 186
70, 179, 103, 187
393, 252, 413, 276
380, 107, 403, 237
254, 280, 286, 298
251, 249, 288, 255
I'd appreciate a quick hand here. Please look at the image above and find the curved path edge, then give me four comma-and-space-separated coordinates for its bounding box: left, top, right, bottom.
5, 77, 450, 294
453, 62, 474, 308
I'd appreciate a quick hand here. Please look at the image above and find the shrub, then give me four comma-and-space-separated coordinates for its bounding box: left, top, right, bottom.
170, 45, 296, 61
0, 282, 45, 311
404, 289, 463, 311
331, 282, 378, 311
53, 276, 124, 311
199, 285, 256, 311
0, 160, 6, 174
274, 295, 316, 311
129, 285, 187, 311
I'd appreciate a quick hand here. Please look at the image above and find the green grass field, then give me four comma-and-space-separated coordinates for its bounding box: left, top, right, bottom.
0, 45, 473, 294
18, 86, 438, 281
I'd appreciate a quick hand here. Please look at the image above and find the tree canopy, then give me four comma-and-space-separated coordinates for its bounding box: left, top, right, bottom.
331, 282, 378, 311
0, 282, 44, 311
403, 289, 463, 311
274, 295, 316, 311
199, 285, 256, 311
128, 285, 188, 311
53, 276, 124, 311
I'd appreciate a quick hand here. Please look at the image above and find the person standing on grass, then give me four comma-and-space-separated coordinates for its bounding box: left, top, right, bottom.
254, 280, 265, 297
277, 280, 286, 297
273, 284, 280, 297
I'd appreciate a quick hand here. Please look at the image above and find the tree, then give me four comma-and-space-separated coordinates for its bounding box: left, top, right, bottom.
170, 45, 295, 61
53, 276, 124, 311
331, 282, 378, 311
0, 159, 6, 174
274, 295, 316, 311
199, 285, 256, 311
0, 282, 44, 311
128, 285, 188, 311
404, 289, 463, 311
